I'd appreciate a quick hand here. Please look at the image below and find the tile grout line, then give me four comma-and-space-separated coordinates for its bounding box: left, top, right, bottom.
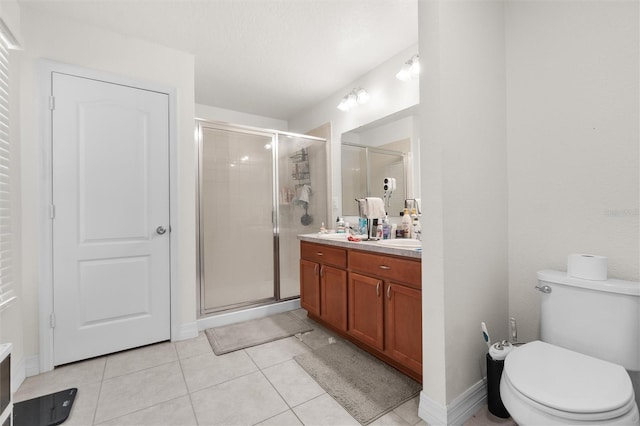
91, 357, 108, 425
175, 349, 200, 426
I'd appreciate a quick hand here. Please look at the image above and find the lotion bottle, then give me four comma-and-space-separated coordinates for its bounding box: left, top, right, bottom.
401, 208, 412, 238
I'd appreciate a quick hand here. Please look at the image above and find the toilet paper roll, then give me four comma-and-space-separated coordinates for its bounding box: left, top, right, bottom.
489, 341, 513, 361
567, 253, 608, 281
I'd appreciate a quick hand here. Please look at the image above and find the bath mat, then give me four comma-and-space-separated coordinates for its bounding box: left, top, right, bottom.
294, 339, 422, 425
205, 312, 313, 355
294, 341, 422, 425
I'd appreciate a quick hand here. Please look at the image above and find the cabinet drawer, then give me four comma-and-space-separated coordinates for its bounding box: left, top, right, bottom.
349, 250, 421, 289
300, 242, 347, 268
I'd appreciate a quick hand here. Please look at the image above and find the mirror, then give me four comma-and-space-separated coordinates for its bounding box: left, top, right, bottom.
341, 105, 419, 217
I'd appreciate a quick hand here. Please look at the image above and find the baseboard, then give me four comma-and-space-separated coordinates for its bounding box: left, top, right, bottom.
12, 355, 25, 393
25, 355, 40, 377
197, 299, 301, 331
418, 379, 487, 425
172, 321, 199, 341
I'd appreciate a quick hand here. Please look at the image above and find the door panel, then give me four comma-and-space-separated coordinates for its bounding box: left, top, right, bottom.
52, 72, 170, 365
320, 265, 347, 331
300, 259, 320, 317
79, 102, 149, 241
348, 272, 384, 350
385, 283, 422, 374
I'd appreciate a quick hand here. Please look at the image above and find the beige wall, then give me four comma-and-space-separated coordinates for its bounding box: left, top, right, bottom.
506, 1, 639, 342
288, 44, 420, 218
418, 0, 639, 418
16, 6, 196, 372
419, 0, 508, 410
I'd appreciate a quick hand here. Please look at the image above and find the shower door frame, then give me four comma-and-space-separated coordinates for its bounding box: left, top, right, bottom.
196, 119, 329, 317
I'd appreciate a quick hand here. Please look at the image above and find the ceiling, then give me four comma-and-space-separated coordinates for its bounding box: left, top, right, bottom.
19, 0, 418, 120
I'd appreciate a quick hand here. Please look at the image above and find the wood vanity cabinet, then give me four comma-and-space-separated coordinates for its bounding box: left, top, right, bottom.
300, 242, 348, 331
300, 240, 422, 382
348, 250, 422, 379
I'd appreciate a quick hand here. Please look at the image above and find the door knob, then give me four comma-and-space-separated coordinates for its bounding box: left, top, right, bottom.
156, 226, 167, 235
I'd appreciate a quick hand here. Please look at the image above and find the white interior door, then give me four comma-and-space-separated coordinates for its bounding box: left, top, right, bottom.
51, 72, 171, 366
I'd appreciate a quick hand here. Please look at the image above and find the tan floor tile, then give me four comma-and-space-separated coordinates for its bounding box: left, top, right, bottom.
174, 332, 212, 360
14, 357, 106, 402
190, 371, 289, 425
464, 405, 517, 426
262, 359, 325, 407
94, 361, 187, 424
293, 393, 360, 426
393, 395, 422, 425
179, 349, 257, 393
97, 395, 196, 426
244, 336, 310, 369
103, 341, 178, 379
369, 410, 412, 426
256, 409, 303, 426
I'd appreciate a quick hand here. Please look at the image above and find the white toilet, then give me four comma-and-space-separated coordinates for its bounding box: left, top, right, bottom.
500, 270, 640, 425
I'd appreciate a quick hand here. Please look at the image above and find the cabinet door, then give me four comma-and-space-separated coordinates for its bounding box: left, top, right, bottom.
348, 272, 384, 350
385, 283, 422, 375
300, 259, 320, 317
320, 265, 348, 331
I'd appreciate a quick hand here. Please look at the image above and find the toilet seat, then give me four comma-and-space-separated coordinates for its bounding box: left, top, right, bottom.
502, 341, 637, 422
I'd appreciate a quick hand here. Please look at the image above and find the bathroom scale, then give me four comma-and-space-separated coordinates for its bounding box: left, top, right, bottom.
13, 388, 77, 426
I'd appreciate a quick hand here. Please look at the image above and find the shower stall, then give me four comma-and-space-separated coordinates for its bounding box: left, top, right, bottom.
196, 120, 329, 316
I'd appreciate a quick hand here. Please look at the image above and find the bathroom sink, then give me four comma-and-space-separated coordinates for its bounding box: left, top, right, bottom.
316, 233, 349, 240
377, 239, 421, 248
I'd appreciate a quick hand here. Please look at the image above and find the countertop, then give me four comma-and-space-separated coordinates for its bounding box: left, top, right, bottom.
298, 233, 422, 260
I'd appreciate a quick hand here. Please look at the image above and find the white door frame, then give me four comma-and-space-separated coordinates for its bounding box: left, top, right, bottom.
37, 60, 180, 373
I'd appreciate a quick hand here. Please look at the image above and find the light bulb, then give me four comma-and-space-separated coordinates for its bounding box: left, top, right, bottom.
337, 98, 350, 111
346, 92, 358, 108
356, 88, 370, 104
409, 56, 420, 76
396, 63, 411, 81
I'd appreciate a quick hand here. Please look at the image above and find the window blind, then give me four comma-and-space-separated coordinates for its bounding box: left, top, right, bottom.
0, 39, 15, 312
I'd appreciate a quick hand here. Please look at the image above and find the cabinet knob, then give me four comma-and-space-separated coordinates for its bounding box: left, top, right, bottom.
387, 285, 392, 299
376, 281, 381, 296
379, 265, 391, 270
315, 252, 324, 256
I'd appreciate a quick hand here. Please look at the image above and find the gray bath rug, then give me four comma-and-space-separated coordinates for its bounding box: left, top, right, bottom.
294, 339, 422, 425
205, 312, 313, 355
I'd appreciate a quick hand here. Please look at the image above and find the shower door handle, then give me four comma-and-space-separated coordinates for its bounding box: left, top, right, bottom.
156, 226, 167, 235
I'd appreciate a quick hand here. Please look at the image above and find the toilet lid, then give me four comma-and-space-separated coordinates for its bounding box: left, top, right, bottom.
503, 341, 634, 415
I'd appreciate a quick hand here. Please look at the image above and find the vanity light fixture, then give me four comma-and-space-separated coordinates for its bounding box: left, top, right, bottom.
396, 54, 420, 81
337, 88, 370, 112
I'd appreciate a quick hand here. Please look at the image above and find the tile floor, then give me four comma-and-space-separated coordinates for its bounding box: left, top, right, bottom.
15, 310, 516, 426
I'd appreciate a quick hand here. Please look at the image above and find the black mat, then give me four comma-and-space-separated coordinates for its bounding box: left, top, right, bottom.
13, 388, 77, 426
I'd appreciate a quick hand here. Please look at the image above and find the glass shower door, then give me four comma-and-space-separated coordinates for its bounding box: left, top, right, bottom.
199, 124, 276, 313
277, 134, 328, 299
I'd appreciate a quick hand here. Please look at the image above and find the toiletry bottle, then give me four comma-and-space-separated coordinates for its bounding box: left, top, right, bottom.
390, 223, 397, 239
382, 216, 391, 240
336, 216, 346, 233
412, 214, 421, 240
319, 222, 326, 234
358, 217, 367, 235
401, 208, 412, 238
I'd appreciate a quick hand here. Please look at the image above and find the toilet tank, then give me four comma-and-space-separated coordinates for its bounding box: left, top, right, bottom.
537, 270, 640, 371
